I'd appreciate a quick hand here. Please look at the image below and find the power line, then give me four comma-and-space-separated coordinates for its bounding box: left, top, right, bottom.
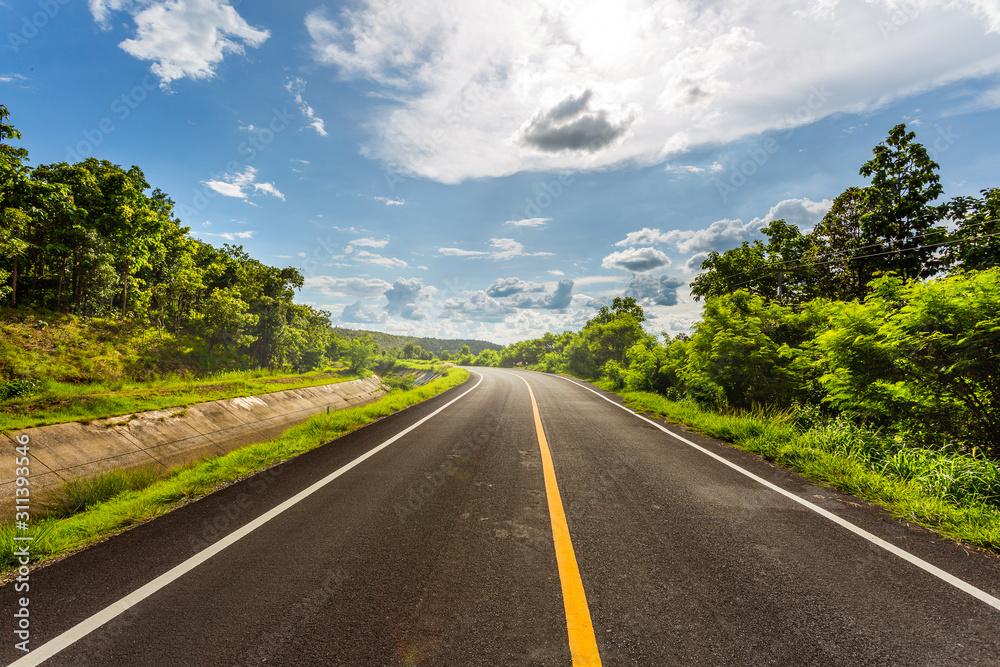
722, 230, 1000, 292
705, 217, 999, 285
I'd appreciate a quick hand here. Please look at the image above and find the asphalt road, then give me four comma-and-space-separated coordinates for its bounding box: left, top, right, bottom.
4, 368, 1000, 666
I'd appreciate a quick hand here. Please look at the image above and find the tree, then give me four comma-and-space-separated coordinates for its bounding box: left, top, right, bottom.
587, 296, 646, 325
196, 287, 259, 364
858, 123, 946, 281
343, 335, 378, 374
816, 270, 1000, 456
943, 188, 1000, 272
811, 187, 872, 301
690, 220, 818, 301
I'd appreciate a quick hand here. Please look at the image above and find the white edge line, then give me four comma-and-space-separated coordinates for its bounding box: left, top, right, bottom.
9, 372, 485, 667
555, 374, 1000, 613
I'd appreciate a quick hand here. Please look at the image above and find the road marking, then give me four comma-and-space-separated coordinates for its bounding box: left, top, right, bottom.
518, 376, 603, 667
8, 373, 486, 667
556, 375, 1000, 613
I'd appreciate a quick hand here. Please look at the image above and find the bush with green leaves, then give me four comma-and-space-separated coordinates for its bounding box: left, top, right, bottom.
0, 378, 39, 401
817, 269, 1000, 457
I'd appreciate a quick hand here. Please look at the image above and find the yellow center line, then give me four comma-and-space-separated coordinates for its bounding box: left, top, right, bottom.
518, 375, 603, 667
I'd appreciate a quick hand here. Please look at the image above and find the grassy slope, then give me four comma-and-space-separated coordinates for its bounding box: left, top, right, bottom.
610, 387, 1000, 553
0, 309, 371, 432
0, 368, 470, 575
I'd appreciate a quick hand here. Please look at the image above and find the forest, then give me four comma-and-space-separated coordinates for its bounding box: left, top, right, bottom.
0, 105, 383, 382
468, 125, 999, 469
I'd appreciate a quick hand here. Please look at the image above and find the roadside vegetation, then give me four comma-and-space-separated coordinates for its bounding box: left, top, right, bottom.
0, 368, 469, 576
0, 104, 480, 430
464, 124, 1000, 552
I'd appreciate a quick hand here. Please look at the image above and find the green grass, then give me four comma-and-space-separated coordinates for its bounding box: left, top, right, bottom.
0, 308, 370, 433
0, 368, 470, 576
614, 389, 1000, 553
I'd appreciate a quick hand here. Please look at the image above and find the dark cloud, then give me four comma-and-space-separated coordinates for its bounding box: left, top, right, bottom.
520, 89, 634, 153
383, 278, 427, 320
601, 247, 671, 273
511, 279, 574, 310
624, 274, 686, 307
341, 301, 387, 323
486, 277, 546, 297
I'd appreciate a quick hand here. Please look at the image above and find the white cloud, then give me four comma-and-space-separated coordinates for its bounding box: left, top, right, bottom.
94, 0, 270, 86
601, 247, 671, 273
505, 217, 551, 227
201, 230, 256, 241
614, 227, 694, 247
0, 73, 27, 84
203, 166, 283, 202
438, 238, 553, 261
510, 279, 574, 310
442, 291, 511, 322
252, 182, 285, 200
350, 237, 390, 248
438, 247, 490, 257
305, 276, 392, 297
306, 0, 1000, 183
676, 218, 759, 254
356, 250, 408, 268
486, 277, 545, 297
548, 269, 565, 276
373, 196, 405, 206
684, 252, 711, 273
384, 278, 429, 320
341, 301, 387, 323
757, 197, 832, 231
285, 77, 328, 136
664, 163, 705, 174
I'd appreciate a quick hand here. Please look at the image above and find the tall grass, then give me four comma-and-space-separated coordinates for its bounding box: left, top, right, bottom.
0, 368, 469, 575
617, 389, 1000, 552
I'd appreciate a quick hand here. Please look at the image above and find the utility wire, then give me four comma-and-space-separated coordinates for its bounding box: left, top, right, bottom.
705, 217, 999, 284
722, 230, 1000, 292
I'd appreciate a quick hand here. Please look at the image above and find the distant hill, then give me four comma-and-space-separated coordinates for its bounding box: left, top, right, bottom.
331, 328, 502, 356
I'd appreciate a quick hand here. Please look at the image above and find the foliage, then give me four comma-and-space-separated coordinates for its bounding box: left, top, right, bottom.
343, 335, 379, 374
0, 107, 337, 377
816, 269, 1000, 457
0, 377, 38, 401
331, 327, 500, 356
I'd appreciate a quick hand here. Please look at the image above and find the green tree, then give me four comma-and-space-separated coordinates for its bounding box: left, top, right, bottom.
196, 287, 259, 364
343, 335, 378, 374
690, 220, 818, 301
817, 270, 1000, 456
858, 123, 946, 281
943, 188, 1000, 272
588, 296, 646, 325
811, 187, 872, 301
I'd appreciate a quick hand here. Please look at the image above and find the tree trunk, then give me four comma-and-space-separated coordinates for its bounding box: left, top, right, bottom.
120, 258, 131, 319
10, 259, 17, 307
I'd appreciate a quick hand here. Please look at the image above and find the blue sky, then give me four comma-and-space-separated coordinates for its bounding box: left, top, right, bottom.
3, 0, 999, 343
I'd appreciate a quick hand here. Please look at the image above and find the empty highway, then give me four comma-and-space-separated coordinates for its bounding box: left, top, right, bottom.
4, 368, 1000, 666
